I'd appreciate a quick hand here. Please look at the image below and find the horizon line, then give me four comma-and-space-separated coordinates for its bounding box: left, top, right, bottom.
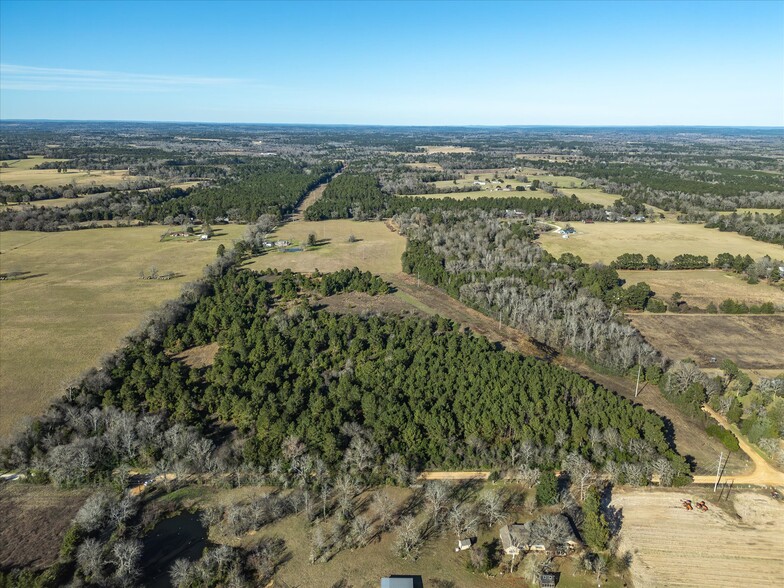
2, 118, 783, 130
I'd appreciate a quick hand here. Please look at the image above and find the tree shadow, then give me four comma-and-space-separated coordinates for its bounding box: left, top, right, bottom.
0, 271, 47, 281
601, 485, 624, 536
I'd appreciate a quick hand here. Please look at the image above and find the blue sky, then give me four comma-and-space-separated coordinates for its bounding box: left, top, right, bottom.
1, 0, 782, 125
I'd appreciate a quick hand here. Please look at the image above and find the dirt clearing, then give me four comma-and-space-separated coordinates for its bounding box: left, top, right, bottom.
618, 269, 784, 308
613, 489, 784, 588
0, 483, 88, 570
173, 342, 220, 368
629, 314, 784, 369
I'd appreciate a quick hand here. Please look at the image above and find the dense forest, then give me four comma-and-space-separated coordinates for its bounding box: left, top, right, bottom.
304, 172, 604, 221
0, 159, 341, 231
1, 265, 687, 487
397, 211, 661, 371
147, 160, 341, 222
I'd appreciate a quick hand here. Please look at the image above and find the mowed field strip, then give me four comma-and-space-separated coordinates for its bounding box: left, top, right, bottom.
617, 269, 784, 307
539, 220, 784, 263
246, 219, 406, 276
613, 489, 784, 588
0, 225, 244, 437
0, 156, 144, 189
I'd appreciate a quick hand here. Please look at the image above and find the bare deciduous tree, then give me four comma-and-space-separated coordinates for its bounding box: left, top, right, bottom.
479, 489, 506, 528
393, 515, 423, 560
424, 481, 449, 524
112, 539, 142, 583
77, 538, 105, 580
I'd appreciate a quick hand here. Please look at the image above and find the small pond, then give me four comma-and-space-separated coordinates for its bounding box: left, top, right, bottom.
141, 511, 209, 588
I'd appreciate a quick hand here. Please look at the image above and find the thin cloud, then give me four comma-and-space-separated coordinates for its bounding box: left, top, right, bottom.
0, 64, 264, 92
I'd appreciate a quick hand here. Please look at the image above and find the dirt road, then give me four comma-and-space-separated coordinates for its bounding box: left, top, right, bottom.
418, 471, 490, 481
289, 172, 341, 222
691, 406, 784, 487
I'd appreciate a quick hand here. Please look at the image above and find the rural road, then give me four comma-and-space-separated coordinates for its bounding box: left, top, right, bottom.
289, 171, 341, 222
691, 406, 784, 487
419, 471, 490, 481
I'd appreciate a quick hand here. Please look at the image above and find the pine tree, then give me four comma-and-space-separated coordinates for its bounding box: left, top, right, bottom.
582, 487, 610, 550
536, 470, 558, 506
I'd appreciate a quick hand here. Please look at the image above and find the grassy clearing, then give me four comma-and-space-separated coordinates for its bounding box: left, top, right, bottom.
618, 269, 784, 307
557, 187, 620, 206
0, 156, 142, 189
407, 169, 626, 207
0, 194, 101, 209
717, 207, 784, 215
417, 145, 474, 154
404, 162, 444, 171
538, 221, 784, 263
246, 220, 406, 276
628, 314, 784, 369
0, 224, 244, 437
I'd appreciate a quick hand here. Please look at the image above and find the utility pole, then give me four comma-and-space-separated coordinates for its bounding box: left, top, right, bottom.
713, 452, 724, 492
499, 308, 503, 329
634, 363, 642, 398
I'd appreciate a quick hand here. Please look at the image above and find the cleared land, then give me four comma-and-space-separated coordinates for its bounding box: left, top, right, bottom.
405, 169, 626, 207
247, 220, 406, 276
618, 269, 784, 308
558, 186, 620, 206
613, 489, 784, 588
417, 145, 474, 154
1, 195, 93, 209
0, 483, 88, 570
629, 314, 784, 369
539, 221, 784, 263
0, 156, 143, 189
0, 225, 244, 437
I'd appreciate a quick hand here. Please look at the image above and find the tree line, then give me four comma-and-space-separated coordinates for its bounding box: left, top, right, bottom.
397, 210, 662, 371
304, 172, 603, 221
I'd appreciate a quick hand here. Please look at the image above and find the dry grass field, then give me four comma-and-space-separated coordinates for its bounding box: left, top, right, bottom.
246, 219, 406, 276
407, 169, 627, 207
538, 221, 784, 263
0, 156, 142, 189
717, 208, 783, 215
417, 145, 474, 154
0, 483, 89, 570
618, 269, 784, 308
613, 489, 784, 588
628, 314, 784, 369
0, 225, 244, 437
558, 186, 621, 206
404, 162, 444, 171
0, 195, 93, 209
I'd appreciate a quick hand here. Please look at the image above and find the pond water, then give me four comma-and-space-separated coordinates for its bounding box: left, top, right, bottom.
141, 511, 209, 588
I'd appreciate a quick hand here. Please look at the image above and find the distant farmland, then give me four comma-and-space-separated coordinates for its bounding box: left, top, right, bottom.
247, 219, 405, 276
0, 225, 244, 436
0, 156, 143, 189
539, 220, 784, 263
618, 269, 784, 308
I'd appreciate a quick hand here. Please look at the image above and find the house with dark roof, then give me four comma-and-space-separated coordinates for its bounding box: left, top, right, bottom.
499, 514, 580, 555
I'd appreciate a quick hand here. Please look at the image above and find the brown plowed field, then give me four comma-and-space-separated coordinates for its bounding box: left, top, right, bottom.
613, 489, 784, 588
